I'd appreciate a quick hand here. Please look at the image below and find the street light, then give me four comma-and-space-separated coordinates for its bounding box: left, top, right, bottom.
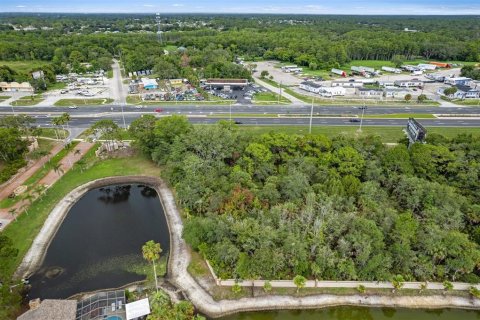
358, 105, 367, 132
309, 97, 314, 134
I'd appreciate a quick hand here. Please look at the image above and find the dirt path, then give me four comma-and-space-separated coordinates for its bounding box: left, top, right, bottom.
0, 142, 93, 224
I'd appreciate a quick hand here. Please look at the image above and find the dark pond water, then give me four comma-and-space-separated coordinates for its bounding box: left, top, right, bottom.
28, 184, 169, 299
220, 307, 480, 320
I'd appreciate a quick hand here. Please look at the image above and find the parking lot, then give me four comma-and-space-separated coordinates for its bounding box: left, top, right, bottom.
206, 83, 270, 104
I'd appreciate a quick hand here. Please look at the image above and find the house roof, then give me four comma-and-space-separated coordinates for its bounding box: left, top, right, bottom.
0, 81, 33, 88
141, 78, 158, 87
17, 300, 77, 320
358, 88, 383, 91
300, 81, 322, 88
457, 84, 479, 93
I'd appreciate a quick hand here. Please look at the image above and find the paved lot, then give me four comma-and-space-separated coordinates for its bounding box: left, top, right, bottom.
253, 61, 303, 86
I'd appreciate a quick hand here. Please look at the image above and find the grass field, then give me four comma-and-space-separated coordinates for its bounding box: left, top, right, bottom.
253, 92, 290, 104
0, 60, 50, 74
238, 125, 480, 143
10, 94, 44, 106
0, 95, 11, 101
366, 113, 436, 119
54, 98, 114, 106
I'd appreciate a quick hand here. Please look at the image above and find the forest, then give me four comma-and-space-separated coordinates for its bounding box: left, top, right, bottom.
0, 14, 478, 83
130, 115, 480, 283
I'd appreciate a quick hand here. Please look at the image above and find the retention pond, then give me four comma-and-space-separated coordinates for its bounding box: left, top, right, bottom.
220, 306, 480, 320
28, 184, 169, 299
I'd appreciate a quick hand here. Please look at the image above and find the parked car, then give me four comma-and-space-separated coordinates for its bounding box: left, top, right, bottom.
155, 108, 163, 112
60, 90, 68, 94
68, 106, 78, 109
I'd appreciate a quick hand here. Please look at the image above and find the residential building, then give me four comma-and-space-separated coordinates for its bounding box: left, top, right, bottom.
394, 80, 423, 88
332, 80, 363, 88
444, 77, 472, 86
437, 85, 480, 99
0, 81, 34, 92
356, 88, 383, 97
378, 80, 395, 87
299, 81, 322, 94
384, 88, 410, 99
204, 79, 248, 90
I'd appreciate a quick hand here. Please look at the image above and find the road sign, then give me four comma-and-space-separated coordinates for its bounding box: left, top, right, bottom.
406, 118, 427, 145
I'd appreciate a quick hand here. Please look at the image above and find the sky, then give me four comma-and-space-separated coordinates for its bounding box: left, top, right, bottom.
3, 0, 480, 15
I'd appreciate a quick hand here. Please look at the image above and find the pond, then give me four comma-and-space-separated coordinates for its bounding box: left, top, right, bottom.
28, 184, 169, 299
220, 307, 480, 320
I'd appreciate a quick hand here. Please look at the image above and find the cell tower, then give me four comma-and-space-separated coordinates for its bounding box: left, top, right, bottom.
156, 13, 163, 45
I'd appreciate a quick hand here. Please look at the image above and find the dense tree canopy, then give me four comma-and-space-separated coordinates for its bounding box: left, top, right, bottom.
131, 117, 480, 283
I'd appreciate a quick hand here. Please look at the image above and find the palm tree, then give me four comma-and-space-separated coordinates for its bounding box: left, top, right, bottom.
52, 163, 64, 176
142, 240, 162, 292
293, 275, 307, 293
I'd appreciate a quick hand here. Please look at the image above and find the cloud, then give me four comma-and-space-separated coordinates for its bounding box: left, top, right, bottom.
143, 4, 154, 7
172, 3, 184, 7
304, 5, 324, 10
16, 5, 26, 7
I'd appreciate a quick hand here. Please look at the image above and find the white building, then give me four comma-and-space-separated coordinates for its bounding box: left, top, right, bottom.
299, 81, 322, 94
417, 64, 437, 71
332, 80, 363, 88
384, 88, 411, 99
0, 81, 34, 92
394, 80, 423, 88
357, 88, 383, 97
444, 77, 472, 86
319, 87, 346, 97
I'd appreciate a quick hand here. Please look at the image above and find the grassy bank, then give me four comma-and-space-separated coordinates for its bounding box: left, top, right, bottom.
0, 95, 11, 101
126, 95, 234, 105
54, 98, 114, 106
238, 125, 480, 143
2, 148, 160, 280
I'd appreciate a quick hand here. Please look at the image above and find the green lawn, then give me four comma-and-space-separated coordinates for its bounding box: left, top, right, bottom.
366, 113, 436, 119
36, 128, 69, 139
253, 92, 290, 104
54, 98, 114, 106
47, 82, 67, 90
238, 126, 480, 143
0, 95, 11, 101
450, 99, 480, 106
2, 148, 160, 280
10, 94, 44, 106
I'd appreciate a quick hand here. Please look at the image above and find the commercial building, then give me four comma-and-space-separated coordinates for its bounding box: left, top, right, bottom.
141, 78, 158, 90
438, 85, 480, 99
204, 79, 248, 90
0, 81, 34, 92
281, 65, 302, 73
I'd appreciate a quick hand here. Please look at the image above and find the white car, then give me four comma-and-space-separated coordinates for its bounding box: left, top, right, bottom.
68, 106, 78, 109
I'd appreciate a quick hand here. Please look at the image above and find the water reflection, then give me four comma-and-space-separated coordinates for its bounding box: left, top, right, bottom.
97, 185, 131, 204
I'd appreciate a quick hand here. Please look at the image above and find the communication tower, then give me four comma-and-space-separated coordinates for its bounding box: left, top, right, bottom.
156, 13, 163, 44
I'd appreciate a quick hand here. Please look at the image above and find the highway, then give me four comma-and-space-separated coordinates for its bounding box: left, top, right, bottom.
1, 104, 480, 135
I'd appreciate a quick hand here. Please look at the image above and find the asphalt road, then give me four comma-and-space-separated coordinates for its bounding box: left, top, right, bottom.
2, 104, 480, 116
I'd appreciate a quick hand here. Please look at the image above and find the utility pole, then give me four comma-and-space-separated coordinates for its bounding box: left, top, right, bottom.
309, 97, 314, 134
